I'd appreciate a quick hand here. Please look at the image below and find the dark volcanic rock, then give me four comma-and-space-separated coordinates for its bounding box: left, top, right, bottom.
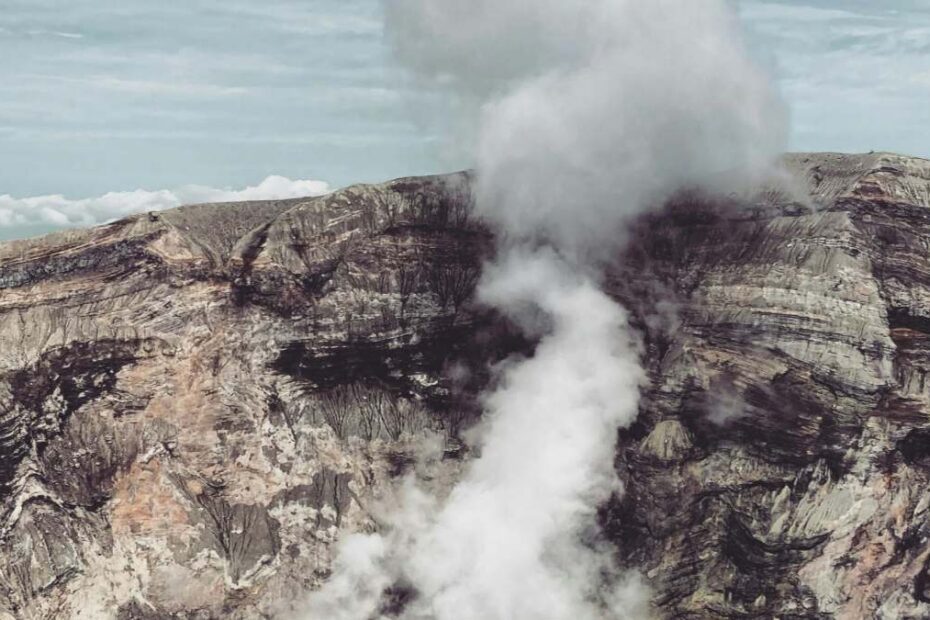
1, 153, 930, 618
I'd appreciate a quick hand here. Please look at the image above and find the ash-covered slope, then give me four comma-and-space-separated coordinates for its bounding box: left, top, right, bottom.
1, 153, 930, 618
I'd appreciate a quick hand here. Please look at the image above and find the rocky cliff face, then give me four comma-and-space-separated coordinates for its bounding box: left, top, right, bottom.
1, 152, 929, 619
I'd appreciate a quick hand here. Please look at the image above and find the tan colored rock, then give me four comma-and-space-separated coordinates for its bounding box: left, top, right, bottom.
2, 154, 930, 617
640, 419, 693, 461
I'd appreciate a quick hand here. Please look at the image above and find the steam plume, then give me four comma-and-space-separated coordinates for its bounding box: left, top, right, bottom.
301, 1, 784, 618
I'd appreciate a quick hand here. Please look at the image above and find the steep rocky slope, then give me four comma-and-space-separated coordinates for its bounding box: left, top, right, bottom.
1, 153, 929, 618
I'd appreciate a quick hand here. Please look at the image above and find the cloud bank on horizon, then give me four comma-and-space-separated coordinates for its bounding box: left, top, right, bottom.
0, 176, 330, 241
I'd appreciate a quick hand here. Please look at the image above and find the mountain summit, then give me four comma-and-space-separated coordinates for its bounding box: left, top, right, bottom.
1, 153, 930, 618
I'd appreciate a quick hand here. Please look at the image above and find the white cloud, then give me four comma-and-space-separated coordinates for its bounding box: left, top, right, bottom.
740, 0, 930, 154
26, 29, 84, 39
82, 75, 249, 97
23, 73, 250, 98
0, 176, 330, 235
0, 0, 439, 200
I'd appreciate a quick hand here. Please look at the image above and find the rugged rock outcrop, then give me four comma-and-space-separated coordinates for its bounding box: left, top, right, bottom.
1, 152, 929, 618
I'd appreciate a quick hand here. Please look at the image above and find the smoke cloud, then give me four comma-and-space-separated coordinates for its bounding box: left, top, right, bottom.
302, 1, 784, 618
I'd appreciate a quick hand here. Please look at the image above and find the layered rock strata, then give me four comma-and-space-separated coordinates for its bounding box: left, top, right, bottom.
0, 153, 929, 618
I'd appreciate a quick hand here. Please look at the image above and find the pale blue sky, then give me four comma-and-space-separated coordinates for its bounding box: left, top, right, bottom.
0, 1, 928, 239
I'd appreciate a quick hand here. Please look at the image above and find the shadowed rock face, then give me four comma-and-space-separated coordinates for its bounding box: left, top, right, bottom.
1, 153, 929, 618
